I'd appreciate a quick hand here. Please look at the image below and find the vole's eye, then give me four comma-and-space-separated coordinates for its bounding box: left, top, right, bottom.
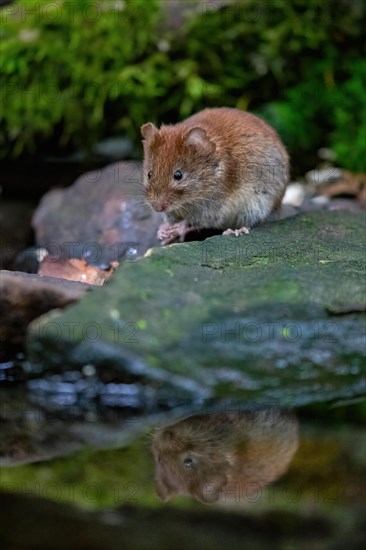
173, 170, 183, 181
147, 171, 152, 180
183, 457, 193, 469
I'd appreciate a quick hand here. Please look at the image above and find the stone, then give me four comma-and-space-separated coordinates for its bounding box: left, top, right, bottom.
32, 161, 163, 266
26, 211, 366, 407
0, 270, 91, 348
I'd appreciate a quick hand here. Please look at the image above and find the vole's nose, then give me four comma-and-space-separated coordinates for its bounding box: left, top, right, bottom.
153, 199, 168, 212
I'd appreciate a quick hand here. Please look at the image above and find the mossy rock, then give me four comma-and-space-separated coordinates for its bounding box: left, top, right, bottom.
27, 211, 366, 407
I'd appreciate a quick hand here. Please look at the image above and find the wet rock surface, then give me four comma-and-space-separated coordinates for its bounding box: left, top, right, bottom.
26, 210, 365, 406
0, 270, 91, 350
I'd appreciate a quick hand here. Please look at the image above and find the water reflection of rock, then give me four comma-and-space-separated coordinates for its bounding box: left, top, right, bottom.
152, 408, 299, 504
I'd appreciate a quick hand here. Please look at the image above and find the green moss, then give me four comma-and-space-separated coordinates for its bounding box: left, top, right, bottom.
1, 0, 365, 171
27, 211, 366, 406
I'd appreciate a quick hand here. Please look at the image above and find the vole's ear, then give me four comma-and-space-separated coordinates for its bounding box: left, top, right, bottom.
185, 127, 215, 153
141, 122, 158, 141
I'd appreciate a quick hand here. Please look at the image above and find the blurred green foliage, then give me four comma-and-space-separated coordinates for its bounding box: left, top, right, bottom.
0, 0, 162, 156
0, 0, 365, 171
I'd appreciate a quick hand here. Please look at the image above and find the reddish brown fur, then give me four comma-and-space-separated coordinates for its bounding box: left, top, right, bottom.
141, 108, 289, 233
152, 409, 298, 504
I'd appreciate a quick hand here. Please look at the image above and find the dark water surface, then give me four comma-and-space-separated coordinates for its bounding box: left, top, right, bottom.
0, 362, 365, 549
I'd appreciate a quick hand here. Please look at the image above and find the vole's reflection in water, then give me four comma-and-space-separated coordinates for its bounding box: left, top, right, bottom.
152, 408, 299, 504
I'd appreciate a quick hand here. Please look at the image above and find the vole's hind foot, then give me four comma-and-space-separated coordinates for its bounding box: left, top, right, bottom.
222, 227, 250, 237
158, 221, 196, 245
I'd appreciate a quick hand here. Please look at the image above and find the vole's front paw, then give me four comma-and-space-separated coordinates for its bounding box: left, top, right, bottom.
222, 227, 250, 236
157, 223, 176, 242
157, 221, 195, 245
